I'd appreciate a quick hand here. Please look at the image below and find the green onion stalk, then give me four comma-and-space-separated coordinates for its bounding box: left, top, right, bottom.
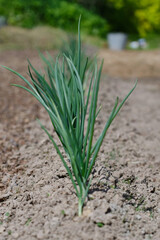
1, 19, 137, 216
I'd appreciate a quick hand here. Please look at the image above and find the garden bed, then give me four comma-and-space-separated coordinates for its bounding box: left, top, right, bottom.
0, 49, 160, 240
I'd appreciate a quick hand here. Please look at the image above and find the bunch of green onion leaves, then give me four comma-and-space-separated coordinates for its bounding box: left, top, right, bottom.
1, 19, 137, 216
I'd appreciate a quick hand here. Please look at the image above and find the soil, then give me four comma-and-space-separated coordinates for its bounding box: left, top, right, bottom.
0, 49, 160, 240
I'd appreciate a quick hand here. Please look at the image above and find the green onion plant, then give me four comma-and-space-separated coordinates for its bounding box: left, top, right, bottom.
1, 19, 137, 216
60, 33, 93, 87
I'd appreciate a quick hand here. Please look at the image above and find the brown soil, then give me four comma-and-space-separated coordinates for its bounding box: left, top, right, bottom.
99, 49, 160, 80
0, 49, 160, 240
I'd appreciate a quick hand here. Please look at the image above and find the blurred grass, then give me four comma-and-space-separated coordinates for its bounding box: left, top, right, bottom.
1, 25, 159, 52
0, 26, 67, 51
0, 26, 106, 51
145, 34, 160, 49
128, 33, 160, 50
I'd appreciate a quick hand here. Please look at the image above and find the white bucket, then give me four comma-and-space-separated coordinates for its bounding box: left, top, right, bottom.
107, 33, 128, 50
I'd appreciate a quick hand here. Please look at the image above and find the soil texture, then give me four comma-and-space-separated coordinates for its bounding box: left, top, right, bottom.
0, 49, 160, 240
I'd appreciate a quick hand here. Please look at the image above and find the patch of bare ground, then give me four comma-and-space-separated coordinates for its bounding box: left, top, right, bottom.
0, 49, 160, 240
99, 49, 160, 80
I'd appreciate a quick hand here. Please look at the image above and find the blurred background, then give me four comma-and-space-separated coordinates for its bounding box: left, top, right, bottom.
0, 0, 160, 50
0, 0, 160, 80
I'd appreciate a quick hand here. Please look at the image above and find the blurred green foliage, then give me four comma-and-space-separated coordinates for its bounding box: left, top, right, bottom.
0, 0, 160, 37
45, 1, 109, 37
0, 0, 109, 37
69, 0, 160, 36
107, 0, 160, 36
0, 0, 46, 27
134, 0, 160, 36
